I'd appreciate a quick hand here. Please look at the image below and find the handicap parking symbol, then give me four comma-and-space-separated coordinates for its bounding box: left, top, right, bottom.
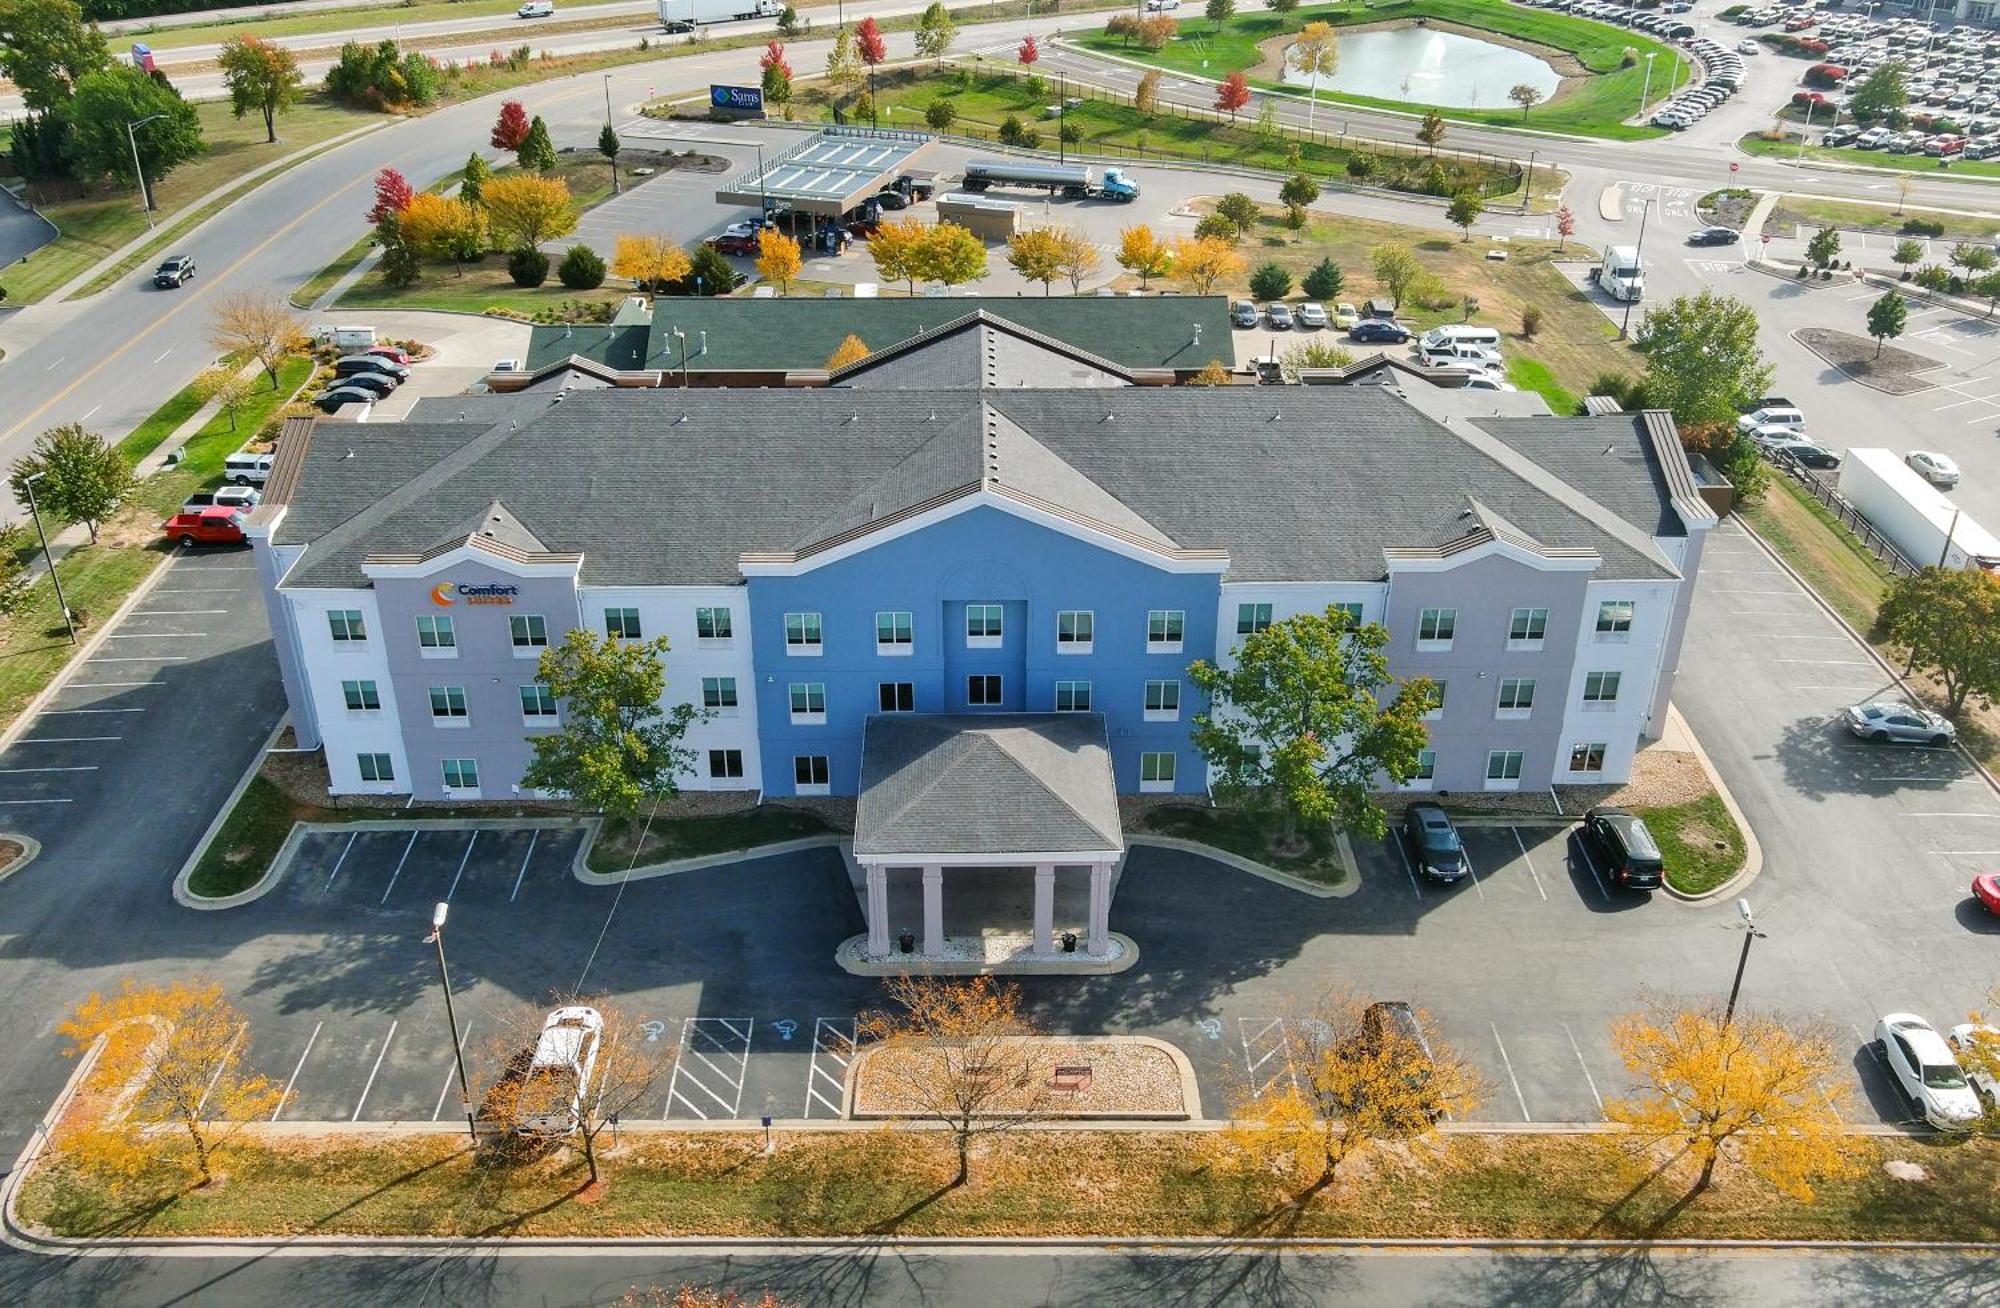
1195, 1018, 1223, 1040
640, 1019, 667, 1043
773, 1019, 798, 1042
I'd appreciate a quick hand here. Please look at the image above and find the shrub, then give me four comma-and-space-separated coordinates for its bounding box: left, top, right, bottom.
1521, 304, 1543, 338
1248, 262, 1291, 301
998, 114, 1025, 145
1901, 218, 1945, 237
558, 243, 606, 290
1345, 152, 1377, 180
508, 248, 550, 287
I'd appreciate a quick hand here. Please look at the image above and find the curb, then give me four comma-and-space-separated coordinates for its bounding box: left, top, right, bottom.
172, 716, 291, 910
835, 931, 1142, 976
1657, 702, 1764, 905
571, 830, 844, 883
1127, 833, 1355, 898
0, 833, 41, 885
846, 1034, 1201, 1121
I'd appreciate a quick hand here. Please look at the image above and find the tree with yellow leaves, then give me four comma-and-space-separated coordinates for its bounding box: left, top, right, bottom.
1605, 1000, 1862, 1201
207, 291, 307, 390
57, 978, 282, 1188
191, 366, 256, 432
868, 217, 930, 295
1189, 359, 1232, 386
826, 334, 871, 369
1958, 990, 2000, 1135
1053, 227, 1101, 294
1226, 989, 1482, 1198
914, 221, 988, 291
856, 974, 1050, 1186
1117, 223, 1172, 289
481, 174, 577, 253
1170, 234, 1246, 295
1006, 227, 1064, 295
398, 192, 486, 275
611, 233, 693, 291
755, 228, 802, 294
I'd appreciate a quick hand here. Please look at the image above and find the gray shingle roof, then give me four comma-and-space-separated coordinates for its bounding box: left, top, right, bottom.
275, 386, 1681, 588
855, 713, 1122, 858
1475, 414, 1688, 541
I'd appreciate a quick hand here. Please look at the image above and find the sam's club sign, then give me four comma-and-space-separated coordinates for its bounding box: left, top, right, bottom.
711, 84, 763, 112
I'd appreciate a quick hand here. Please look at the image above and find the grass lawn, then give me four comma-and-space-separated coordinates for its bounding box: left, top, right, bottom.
1506, 354, 1578, 412
21, 1125, 1999, 1242
185, 775, 328, 899
0, 95, 379, 307
1739, 130, 2000, 180
0, 545, 163, 736
1641, 792, 1745, 897
586, 806, 833, 874
1138, 804, 1345, 886
1740, 476, 1893, 634
1770, 194, 2000, 242
1074, 0, 1681, 139
130, 356, 320, 517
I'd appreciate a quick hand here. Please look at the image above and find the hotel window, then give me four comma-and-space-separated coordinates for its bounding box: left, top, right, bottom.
442, 757, 479, 790
1055, 680, 1091, 712
1331, 602, 1364, 628
1485, 750, 1524, 785
875, 610, 913, 653
794, 754, 830, 794
967, 674, 1002, 706
1596, 599, 1635, 637
510, 614, 547, 649
1417, 607, 1456, 648
1569, 742, 1609, 775
1056, 609, 1093, 652
1144, 679, 1181, 721
709, 749, 744, 780
520, 684, 558, 720
789, 682, 826, 723
328, 609, 366, 642
1236, 602, 1273, 635
416, 614, 456, 652
429, 686, 468, 722
1147, 609, 1185, 651
966, 603, 1004, 646
1423, 679, 1448, 722
696, 606, 732, 640
357, 753, 394, 783
1508, 606, 1548, 649
1413, 749, 1437, 782
605, 607, 642, 640
341, 679, 380, 712
1496, 677, 1536, 717
702, 676, 738, 710
785, 611, 823, 653
1140, 751, 1177, 792
1583, 671, 1622, 705
879, 682, 915, 713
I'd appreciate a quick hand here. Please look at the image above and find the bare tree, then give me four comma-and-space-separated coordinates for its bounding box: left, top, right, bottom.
207, 291, 307, 389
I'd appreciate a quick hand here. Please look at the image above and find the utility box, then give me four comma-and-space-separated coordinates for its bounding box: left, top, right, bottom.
935, 193, 1018, 242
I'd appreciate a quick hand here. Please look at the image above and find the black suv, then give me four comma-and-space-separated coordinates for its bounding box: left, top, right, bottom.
1581, 806, 1665, 891
154, 255, 195, 288
1402, 802, 1468, 883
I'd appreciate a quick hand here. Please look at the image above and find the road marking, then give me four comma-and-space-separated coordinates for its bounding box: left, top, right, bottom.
87, 656, 187, 663
1391, 834, 1423, 901
152, 349, 173, 363
380, 830, 420, 905
432, 1019, 475, 1122
1513, 828, 1548, 901
0, 766, 95, 774
58, 681, 154, 688
40, 707, 144, 714
1491, 1023, 1532, 1123
197, 1024, 247, 1116
13, 736, 120, 744
353, 1021, 398, 1120
43, 356, 64, 371
1774, 658, 1874, 665
1239, 1017, 1297, 1097
445, 831, 478, 902
0, 798, 71, 805
79, 405, 99, 422
806, 1017, 855, 1119
102, 632, 207, 639
1563, 1021, 1605, 1118
131, 609, 228, 616
1897, 811, 2000, 818
322, 830, 359, 895
509, 830, 539, 902
1572, 835, 1611, 903
273, 1021, 322, 1121
152, 588, 237, 594
665, 1017, 753, 1119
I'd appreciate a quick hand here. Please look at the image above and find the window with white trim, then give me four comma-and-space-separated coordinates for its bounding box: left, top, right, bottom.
520, 684, 558, 719
789, 682, 826, 722
428, 686, 468, 722
1056, 609, 1093, 652
879, 682, 914, 712
510, 613, 548, 649
967, 674, 1002, 706
875, 610, 913, 652
1423, 679, 1448, 722
341, 679, 379, 712
794, 754, 830, 794
357, 753, 394, 783
1417, 607, 1456, 647
416, 614, 456, 652
1236, 602, 1273, 635
966, 603, 1004, 645
785, 611, 822, 653
442, 757, 479, 790
1485, 749, 1524, 784
1496, 676, 1536, 716
1144, 678, 1181, 721
1413, 749, 1436, 781
1055, 680, 1091, 712
605, 607, 641, 640
1331, 602, 1364, 628
1568, 741, 1608, 774
1140, 751, 1177, 792
1147, 609, 1185, 651
709, 749, 744, 779
702, 676, 737, 710
696, 606, 732, 640
1508, 606, 1548, 648
328, 609, 366, 642
1596, 599, 1634, 636
1583, 671, 1622, 704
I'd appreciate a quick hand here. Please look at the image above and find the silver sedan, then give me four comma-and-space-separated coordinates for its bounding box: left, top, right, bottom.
1844, 700, 1958, 745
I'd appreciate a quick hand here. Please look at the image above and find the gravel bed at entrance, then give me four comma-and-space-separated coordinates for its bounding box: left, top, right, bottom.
1793, 327, 1944, 395
852, 1038, 1189, 1119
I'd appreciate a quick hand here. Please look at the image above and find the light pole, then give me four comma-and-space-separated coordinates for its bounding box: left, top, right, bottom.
755, 142, 769, 219
604, 74, 620, 195
126, 113, 167, 228
672, 328, 690, 388
1522, 147, 1537, 213
1618, 198, 1653, 341
1798, 96, 1816, 165
21, 472, 74, 645
425, 902, 477, 1145
1059, 71, 1068, 164
1638, 51, 1657, 118
1722, 898, 1767, 1027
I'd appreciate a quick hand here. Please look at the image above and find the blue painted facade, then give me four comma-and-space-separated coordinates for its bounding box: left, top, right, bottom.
748, 506, 1219, 798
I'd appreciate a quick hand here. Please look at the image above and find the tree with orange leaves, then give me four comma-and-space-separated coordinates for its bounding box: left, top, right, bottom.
754, 227, 802, 294
1215, 70, 1251, 120
1169, 233, 1246, 295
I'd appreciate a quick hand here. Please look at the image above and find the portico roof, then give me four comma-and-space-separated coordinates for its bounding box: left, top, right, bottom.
854, 714, 1124, 861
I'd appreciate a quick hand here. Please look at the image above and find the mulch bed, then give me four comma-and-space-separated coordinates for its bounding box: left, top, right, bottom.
1793, 326, 1945, 394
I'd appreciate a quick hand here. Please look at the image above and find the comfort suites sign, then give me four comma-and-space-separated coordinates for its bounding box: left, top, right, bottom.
430, 582, 520, 606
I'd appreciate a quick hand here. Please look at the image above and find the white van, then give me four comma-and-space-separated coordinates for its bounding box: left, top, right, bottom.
1420, 324, 1502, 351
514, 1006, 602, 1136
517, 1, 555, 16
223, 450, 274, 485
1418, 340, 1504, 370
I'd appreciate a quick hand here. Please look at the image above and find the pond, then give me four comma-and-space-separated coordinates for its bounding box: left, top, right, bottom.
1279, 25, 1562, 110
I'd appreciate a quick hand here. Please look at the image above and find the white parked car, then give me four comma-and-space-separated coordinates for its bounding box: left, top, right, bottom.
1905, 449, 1961, 487
1143, 0, 1181, 8
1295, 301, 1328, 329
518, 1, 554, 16
1874, 1013, 1983, 1130
1736, 405, 1806, 434
514, 1006, 603, 1136
1738, 39, 1761, 54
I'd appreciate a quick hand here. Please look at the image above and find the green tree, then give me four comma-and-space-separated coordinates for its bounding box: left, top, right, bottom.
1204, 0, 1235, 31
0, 0, 109, 115
1805, 224, 1842, 270
1278, 338, 1353, 382
460, 152, 490, 207
1446, 189, 1484, 242
1508, 82, 1543, 118
1301, 256, 1343, 301
1915, 262, 1952, 293
375, 216, 421, 287
0, 524, 36, 617
1975, 268, 2000, 317
1255, 97, 1281, 142
217, 34, 302, 144
1848, 60, 1909, 122
1279, 172, 1319, 229
925, 98, 957, 131
7, 423, 131, 544
1416, 110, 1447, 154
914, 0, 956, 66
559, 242, 607, 290
1194, 212, 1238, 244
825, 24, 860, 89
1371, 242, 1423, 310
1249, 261, 1291, 301
517, 114, 557, 173
598, 122, 621, 194
776, 3, 801, 37
1633, 291, 1773, 427
1269, 0, 1299, 10
1891, 236, 1924, 277
1190, 606, 1437, 842
522, 629, 703, 816
69, 65, 203, 202
1951, 242, 1996, 278
1865, 290, 1907, 358
1214, 192, 1260, 238
1879, 568, 2000, 716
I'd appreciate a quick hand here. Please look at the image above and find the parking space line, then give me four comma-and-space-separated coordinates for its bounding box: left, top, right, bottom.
1898, 811, 2000, 818
509, 830, 538, 902
1391, 836, 1423, 901
131, 609, 228, 616
1573, 838, 1611, 903
1512, 828, 1548, 901
1462, 847, 1485, 900
445, 832, 478, 902
665, 1017, 753, 1119
432, 1019, 475, 1121
806, 1017, 855, 1119
12, 736, 120, 744
1562, 1022, 1605, 1119
273, 1022, 322, 1121
322, 831, 359, 895
1238, 1017, 1296, 1097
353, 1021, 398, 1120
0, 765, 95, 774
41, 707, 143, 714
1491, 1023, 1532, 1123
380, 831, 420, 905
58, 681, 153, 688
103, 632, 207, 639
0, 798, 71, 805
197, 1024, 247, 1116
152, 588, 236, 593
88, 656, 187, 663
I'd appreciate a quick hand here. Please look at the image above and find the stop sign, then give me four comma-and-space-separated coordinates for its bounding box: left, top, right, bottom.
1761, 233, 1771, 244
1730, 162, 1741, 173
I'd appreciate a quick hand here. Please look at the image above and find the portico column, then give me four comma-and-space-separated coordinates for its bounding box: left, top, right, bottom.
1086, 861, 1111, 955
1032, 863, 1055, 955
922, 864, 944, 957
866, 864, 889, 957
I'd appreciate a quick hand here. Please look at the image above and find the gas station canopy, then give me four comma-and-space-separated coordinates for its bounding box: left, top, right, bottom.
714, 126, 936, 218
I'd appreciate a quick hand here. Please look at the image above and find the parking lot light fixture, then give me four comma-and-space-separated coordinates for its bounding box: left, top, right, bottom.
1639, 51, 1657, 117
21, 472, 75, 645
126, 113, 168, 227
1723, 897, 1767, 1027
425, 901, 477, 1144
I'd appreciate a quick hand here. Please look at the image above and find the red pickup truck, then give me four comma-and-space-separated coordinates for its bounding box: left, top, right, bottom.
163, 507, 246, 548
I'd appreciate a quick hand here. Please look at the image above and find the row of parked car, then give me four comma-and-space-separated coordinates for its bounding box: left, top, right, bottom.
314, 344, 416, 413
1514, 0, 1695, 43
1650, 37, 1749, 130
1821, 123, 2000, 160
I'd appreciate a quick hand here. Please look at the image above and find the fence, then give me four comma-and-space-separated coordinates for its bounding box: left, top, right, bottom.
1770, 451, 1922, 578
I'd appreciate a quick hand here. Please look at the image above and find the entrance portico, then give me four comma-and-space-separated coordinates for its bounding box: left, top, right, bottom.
854, 714, 1125, 964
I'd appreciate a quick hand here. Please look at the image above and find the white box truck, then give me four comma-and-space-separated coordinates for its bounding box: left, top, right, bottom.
658, 0, 781, 31
1836, 447, 2000, 571
1597, 245, 1644, 302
